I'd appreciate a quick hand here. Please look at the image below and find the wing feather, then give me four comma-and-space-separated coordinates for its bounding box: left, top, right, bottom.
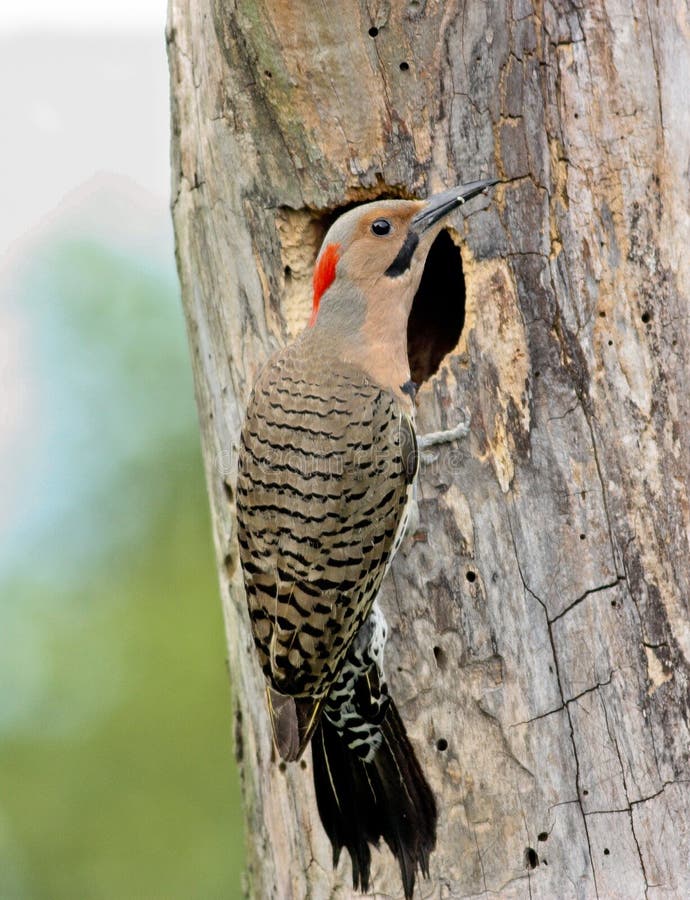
236, 344, 411, 758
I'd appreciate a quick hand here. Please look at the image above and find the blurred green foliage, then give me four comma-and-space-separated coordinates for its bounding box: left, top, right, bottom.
0, 234, 244, 898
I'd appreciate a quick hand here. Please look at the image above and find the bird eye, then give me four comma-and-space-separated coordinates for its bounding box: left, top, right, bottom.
371, 218, 392, 236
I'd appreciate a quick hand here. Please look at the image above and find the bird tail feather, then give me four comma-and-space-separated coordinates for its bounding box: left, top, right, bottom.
311, 699, 437, 899
267, 686, 325, 762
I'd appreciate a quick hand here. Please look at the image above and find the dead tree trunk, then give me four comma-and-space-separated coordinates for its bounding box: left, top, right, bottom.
168, 2, 690, 896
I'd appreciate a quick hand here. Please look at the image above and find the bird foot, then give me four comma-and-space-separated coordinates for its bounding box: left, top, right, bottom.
418, 414, 470, 464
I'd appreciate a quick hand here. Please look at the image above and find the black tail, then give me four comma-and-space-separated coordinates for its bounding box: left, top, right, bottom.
311, 699, 437, 898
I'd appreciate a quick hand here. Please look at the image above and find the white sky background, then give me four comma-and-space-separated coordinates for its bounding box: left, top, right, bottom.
0, 0, 170, 257
1, 1, 165, 34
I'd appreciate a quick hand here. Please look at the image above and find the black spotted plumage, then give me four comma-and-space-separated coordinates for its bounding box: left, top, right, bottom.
237, 336, 412, 721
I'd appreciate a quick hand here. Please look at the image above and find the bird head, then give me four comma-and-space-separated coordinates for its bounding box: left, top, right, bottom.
308, 178, 498, 333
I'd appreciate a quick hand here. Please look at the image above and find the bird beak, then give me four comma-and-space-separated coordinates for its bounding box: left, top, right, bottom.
410, 178, 499, 233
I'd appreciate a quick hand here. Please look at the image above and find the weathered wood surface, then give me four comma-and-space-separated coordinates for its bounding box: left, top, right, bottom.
168, 1, 690, 896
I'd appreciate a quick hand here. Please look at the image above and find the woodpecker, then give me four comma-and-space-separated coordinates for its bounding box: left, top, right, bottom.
236, 179, 497, 898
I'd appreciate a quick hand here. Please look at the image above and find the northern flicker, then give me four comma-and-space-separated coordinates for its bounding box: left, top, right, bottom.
236, 179, 497, 897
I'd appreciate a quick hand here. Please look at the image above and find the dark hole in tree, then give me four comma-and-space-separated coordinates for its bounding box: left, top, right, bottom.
641, 311, 651, 324
466, 570, 476, 583
368, 26, 379, 36
407, 229, 466, 386
436, 738, 448, 751
524, 847, 539, 869
278, 761, 287, 772
538, 831, 548, 842
604, 848, 610, 855
399, 61, 410, 71
433, 645, 446, 669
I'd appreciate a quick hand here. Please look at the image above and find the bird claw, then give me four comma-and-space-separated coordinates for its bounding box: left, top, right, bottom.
417, 413, 471, 452
403, 496, 420, 537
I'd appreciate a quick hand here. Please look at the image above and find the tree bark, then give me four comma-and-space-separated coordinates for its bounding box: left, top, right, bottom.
168, 1, 690, 897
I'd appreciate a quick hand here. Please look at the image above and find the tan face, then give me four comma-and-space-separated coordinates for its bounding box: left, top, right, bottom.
315, 180, 496, 305
326, 200, 428, 290
310, 198, 444, 336
310, 181, 497, 334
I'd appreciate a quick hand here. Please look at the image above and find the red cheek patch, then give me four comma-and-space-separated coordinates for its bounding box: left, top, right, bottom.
309, 242, 340, 327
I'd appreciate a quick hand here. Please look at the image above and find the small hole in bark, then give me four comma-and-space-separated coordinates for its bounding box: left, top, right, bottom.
234, 708, 244, 763
433, 645, 446, 669
579, 533, 586, 540
608, 339, 613, 346
538, 832, 548, 842
641, 311, 651, 324
436, 738, 448, 751
574, 113, 579, 119
524, 847, 539, 868
368, 26, 379, 37
279, 761, 287, 773
582, 789, 589, 796
604, 847, 610, 855
534, 370, 540, 378
599, 310, 606, 317
543, 859, 548, 865
407, 229, 466, 385
466, 570, 476, 583
399, 61, 410, 71
300, 759, 307, 770
611, 599, 617, 607
264, 70, 272, 79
